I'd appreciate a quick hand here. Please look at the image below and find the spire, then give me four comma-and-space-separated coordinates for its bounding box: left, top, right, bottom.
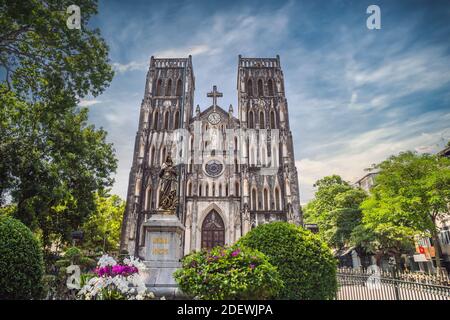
195, 104, 200, 117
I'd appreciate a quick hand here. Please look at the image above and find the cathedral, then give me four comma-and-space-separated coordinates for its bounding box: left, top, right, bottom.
120, 55, 302, 258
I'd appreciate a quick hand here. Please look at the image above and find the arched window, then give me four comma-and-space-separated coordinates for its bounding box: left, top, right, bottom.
150, 146, 156, 166
234, 137, 238, 150
189, 158, 193, 173
251, 188, 257, 210
176, 79, 183, 96
225, 183, 229, 196
258, 79, 264, 97
164, 112, 169, 130
248, 111, 254, 128
261, 147, 267, 167
166, 79, 172, 96
249, 147, 255, 166
234, 158, 239, 173
161, 147, 167, 164
259, 111, 265, 129
153, 111, 159, 130
219, 184, 222, 197
235, 182, 240, 197
187, 182, 192, 196
206, 183, 209, 197
247, 79, 253, 97
275, 187, 280, 210
268, 79, 274, 96
201, 210, 225, 249
173, 110, 180, 129
156, 79, 163, 96
145, 187, 152, 210
212, 183, 216, 197
199, 184, 202, 196
270, 110, 276, 129
258, 190, 263, 209
264, 188, 269, 210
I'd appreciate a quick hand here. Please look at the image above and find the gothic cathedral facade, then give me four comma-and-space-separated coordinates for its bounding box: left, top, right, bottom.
120, 55, 302, 258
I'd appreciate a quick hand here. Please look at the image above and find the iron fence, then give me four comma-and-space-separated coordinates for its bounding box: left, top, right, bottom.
336, 267, 450, 300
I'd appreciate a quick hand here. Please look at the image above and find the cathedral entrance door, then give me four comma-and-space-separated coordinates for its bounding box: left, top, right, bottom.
201, 210, 225, 250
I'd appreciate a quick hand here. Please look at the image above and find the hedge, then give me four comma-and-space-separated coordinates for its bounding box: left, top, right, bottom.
0, 216, 44, 299
237, 222, 337, 300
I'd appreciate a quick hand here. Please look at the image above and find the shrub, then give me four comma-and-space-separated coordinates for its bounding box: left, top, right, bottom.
0, 216, 44, 299
55, 246, 96, 272
174, 245, 283, 300
237, 222, 337, 300
49, 246, 97, 299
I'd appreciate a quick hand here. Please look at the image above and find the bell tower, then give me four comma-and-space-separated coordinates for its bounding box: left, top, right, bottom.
237, 55, 302, 228
120, 56, 195, 257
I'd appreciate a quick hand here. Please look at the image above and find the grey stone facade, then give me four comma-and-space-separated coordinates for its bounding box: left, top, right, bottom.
120, 55, 302, 258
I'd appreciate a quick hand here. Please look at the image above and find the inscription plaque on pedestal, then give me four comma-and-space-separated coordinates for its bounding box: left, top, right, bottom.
140, 213, 185, 298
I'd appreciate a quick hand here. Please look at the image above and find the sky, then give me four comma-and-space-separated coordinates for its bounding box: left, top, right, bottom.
81, 0, 450, 204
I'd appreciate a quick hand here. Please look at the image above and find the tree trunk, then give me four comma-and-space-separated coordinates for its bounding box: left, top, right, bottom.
431, 230, 442, 271
430, 215, 443, 272
393, 250, 402, 271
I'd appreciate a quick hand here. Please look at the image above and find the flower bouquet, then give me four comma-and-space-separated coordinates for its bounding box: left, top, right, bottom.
78, 254, 154, 300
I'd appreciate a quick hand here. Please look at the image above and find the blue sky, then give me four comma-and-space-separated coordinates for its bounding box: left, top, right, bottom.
81, 0, 450, 203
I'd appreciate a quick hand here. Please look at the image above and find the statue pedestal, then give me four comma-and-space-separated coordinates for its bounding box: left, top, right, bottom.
140, 213, 186, 298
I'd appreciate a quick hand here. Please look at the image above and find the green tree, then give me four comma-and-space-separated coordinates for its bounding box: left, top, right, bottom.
0, 0, 116, 253
358, 151, 450, 269
0, 88, 117, 249
304, 175, 367, 248
0, 0, 113, 103
80, 194, 125, 253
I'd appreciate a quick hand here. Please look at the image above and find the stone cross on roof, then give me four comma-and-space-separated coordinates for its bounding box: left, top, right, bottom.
207, 85, 223, 111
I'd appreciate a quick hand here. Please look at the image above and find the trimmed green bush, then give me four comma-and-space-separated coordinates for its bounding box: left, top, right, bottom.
0, 216, 44, 299
237, 222, 337, 300
174, 245, 283, 300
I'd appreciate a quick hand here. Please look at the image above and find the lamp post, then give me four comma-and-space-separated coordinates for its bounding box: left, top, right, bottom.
71, 230, 83, 247
388, 256, 400, 300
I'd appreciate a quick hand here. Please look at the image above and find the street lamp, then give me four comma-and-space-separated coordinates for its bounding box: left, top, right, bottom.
71, 230, 83, 247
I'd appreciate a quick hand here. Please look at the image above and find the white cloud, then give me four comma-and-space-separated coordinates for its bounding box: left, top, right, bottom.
155, 45, 211, 57
78, 99, 103, 107
297, 116, 450, 204
112, 61, 148, 73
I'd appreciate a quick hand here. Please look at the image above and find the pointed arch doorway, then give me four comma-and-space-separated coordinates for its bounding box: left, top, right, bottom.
201, 210, 225, 250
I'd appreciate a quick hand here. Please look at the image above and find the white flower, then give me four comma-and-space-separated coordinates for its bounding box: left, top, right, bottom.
123, 256, 146, 270
98, 254, 117, 267
77, 254, 154, 300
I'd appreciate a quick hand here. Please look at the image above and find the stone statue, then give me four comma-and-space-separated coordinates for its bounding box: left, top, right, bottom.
158, 155, 178, 213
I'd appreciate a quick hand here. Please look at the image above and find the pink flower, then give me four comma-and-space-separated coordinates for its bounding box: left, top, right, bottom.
96, 266, 111, 277
231, 249, 240, 257
112, 265, 125, 275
